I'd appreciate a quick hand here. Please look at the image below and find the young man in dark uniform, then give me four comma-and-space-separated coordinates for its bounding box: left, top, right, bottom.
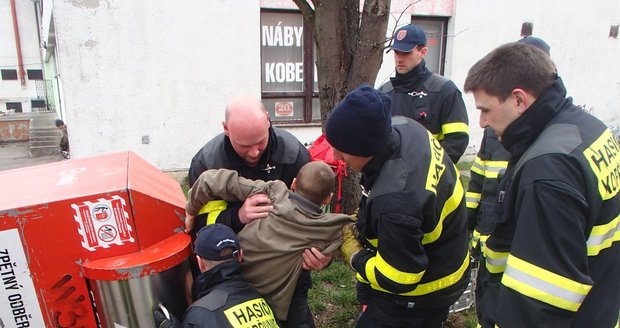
465, 42, 620, 327
379, 24, 469, 163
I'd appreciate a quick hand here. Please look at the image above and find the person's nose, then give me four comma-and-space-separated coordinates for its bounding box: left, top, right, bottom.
248, 147, 260, 158
479, 112, 488, 129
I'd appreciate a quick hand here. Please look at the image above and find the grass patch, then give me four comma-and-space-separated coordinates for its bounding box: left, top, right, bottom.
309, 258, 358, 328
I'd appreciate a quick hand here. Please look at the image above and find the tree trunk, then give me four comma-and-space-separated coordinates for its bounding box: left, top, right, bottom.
294, 0, 391, 214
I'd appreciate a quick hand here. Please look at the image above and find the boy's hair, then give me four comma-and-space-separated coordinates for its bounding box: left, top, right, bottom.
295, 161, 335, 205
464, 42, 556, 102
55, 119, 65, 127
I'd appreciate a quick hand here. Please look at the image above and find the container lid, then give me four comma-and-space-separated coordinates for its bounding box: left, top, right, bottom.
81, 233, 192, 280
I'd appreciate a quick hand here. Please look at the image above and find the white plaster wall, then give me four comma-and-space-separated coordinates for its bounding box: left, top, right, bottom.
49, 0, 619, 170
0, 0, 43, 113
375, 0, 620, 154
449, 0, 620, 152
52, 0, 261, 170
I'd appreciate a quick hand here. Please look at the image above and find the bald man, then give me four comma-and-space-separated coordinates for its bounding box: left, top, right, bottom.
187, 94, 321, 328
185, 162, 354, 323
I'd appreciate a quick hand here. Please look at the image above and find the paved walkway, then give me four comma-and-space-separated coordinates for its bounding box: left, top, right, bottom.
0, 141, 64, 172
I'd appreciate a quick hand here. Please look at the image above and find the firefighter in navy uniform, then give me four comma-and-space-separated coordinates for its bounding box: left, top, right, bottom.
186, 94, 320, 328
464, 42, 620, 327
466, 36, 551, 260
327, 84, 470, 328
154, 224, 280, 328
465, 127, 510, 259
379, 24, 469, 163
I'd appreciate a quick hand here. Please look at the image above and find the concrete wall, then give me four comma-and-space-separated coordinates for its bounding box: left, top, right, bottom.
0, 0, 44, 113
51, 0, 261, 170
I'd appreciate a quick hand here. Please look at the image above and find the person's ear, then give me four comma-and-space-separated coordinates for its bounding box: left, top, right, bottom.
512, 89, 531, 114
237, 249, 244, 263
222, 121, 229, 136
322, 192, 334, 205
196, 255, 207, 272
291, 178, 298, 192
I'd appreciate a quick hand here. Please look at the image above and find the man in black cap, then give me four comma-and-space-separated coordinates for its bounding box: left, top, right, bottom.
154, 224, 280, 328
379, 24, 469, 163
330, 84, 470, 327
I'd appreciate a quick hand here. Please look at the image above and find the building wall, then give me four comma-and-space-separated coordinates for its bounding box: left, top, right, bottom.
0, 0, 43, 113
448, 0, 620, 152
51, 0, 261, 170
46, 0, 619, 170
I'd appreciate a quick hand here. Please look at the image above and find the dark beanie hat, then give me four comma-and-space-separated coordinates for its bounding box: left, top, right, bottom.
325, 84, 392, 157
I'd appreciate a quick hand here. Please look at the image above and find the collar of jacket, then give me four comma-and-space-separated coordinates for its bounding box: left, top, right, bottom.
192, 260, 243, 300
360, 130, 399, 190
223, 126, 276, 170
501, 76, 571, 158
390, 59, 432, 91
289, 191, 322, 215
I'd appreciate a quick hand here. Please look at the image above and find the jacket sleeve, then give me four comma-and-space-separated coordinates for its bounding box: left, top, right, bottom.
437, 83, 469, 163
496, 158, 593, 327
352, 194, 427, 294
466, 140, 487, 231
185, 169, 269, 216
188, 150, 208, 187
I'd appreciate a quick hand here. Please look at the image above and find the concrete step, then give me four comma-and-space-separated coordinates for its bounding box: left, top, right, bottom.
30, 145, 60, 157
29, 130, 61, 138
30, 140, 59, 147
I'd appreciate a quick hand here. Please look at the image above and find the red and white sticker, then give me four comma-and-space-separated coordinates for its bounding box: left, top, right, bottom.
275, 101, 294, 117
72, 196, 135, 251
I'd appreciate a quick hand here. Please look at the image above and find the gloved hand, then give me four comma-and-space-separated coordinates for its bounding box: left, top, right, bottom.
340, 223, 363, 270
153, 304, 181, 328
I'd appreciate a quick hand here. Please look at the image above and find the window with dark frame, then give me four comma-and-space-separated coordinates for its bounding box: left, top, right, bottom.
27, 69, 44, 80
260, 10, 319, 124
411, 17, 449, 75
1, 69, 18, 80
31, 100, 46, 108
6, 102, 23, 112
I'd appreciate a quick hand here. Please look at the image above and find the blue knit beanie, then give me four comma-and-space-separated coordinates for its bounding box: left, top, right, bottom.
325, 84, 392, 157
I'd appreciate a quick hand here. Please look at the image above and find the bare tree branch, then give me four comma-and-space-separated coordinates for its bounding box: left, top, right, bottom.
292, 0, 315, 24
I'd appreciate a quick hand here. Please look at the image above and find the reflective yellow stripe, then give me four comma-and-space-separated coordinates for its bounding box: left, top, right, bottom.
471, 229, 481, 248
223, 297, 278, 327
583, 129, 620, 200
422, 169, 463, 245
470, 156, 508, 179
502, 255, 592, 312
483, 160, 508, 178
358, 251, 470, 296
587, 213, 620, 256
471, 157, 485, 175
197, 200, 228, 225
425, 133, 446, 195
484, 247, 508, 273
406, 251, 469, 296
433, 122, 470, 141
366, 238, 378, 248
443, 122, 469, 135
466, 191, 481, 209
479, 234, 489, 253
374, 252, 425, 285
